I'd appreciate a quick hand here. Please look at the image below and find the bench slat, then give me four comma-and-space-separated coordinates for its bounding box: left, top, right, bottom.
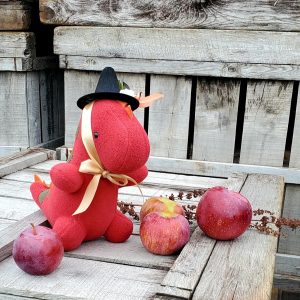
193, 78, 240, 162
40, 0, 300, 32
240, 81, 293, 167
193, 174, 284, 300
54, 27, 300, 66
148, 75, 192, 159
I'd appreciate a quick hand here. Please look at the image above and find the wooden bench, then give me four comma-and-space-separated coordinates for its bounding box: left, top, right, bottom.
0, 0, 64, 157
0, 150, 285, 299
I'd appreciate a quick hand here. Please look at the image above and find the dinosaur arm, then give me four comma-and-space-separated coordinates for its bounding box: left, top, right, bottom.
125, 165, 148, 186
50, 163, 84, 193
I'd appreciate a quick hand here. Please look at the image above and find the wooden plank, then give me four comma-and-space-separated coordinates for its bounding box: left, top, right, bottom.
0, 180, 32, 200
0, 196, 37, 221
240, 81, 293, 167
290, 88, 300, 168
60, 56, 300, 81
0, 58, 17, 71
158, 174, 247, 299
274, 274, 300, 293
193, 78, 240, 162
0, 72, 28, 147
278, 291, 300, 300
0, 210, 47, 262
40, 0, 300, 32
0, 219, 15, 232
0, 256, 166, 300
148, 75, 191, 159
64, 70, 99, 147
26, 72, 42, 146
147, 156, 300, 184
66, 235, 176, 270
278, 184, 300, 256
54, 27, 300, 65
275, 254, 300, 277
0, 4, 31, 30
0, 32, 35, 58
193, 174, 284, 300
0, 150, 52, 178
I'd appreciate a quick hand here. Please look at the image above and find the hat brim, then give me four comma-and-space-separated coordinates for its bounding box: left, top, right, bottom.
77, 92, 140, 111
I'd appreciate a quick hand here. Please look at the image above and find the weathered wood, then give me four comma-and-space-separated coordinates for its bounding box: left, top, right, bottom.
60, 56, 300, 81
0, 210, 47, 262
193, 78, 240, 162
0, 3, 31, 30
66, 235, 176, 270
148, 75, 191, 159
54, 27, 300, 65
278, 290, 300, 300
0, 32, 35, 58
274, 274, 300, 293
0, 149, 52, 178
26, 72, 42, 146
278, 184, 300, 256
158, 173, 246, 299
147, 156, 300, 184
275, 254, 300, 277
0, 256, 166, 299
40, 0, 300, 32
193, 174, 284, 300
240, 81, 293, 167
289, 88, 300, 168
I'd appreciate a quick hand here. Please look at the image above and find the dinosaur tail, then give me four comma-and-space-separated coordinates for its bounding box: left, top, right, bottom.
30, 175, 51, 208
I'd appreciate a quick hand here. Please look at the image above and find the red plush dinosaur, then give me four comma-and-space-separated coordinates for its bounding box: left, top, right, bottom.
30, 67, 161, 251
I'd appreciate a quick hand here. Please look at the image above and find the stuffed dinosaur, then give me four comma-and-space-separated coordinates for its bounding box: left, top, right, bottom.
30, 67, 162, 251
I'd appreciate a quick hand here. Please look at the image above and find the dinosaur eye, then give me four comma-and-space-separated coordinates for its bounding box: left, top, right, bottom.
93, 132, 99, 139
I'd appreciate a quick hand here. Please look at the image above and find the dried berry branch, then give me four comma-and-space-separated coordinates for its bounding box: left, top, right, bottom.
118, 188, 300, 237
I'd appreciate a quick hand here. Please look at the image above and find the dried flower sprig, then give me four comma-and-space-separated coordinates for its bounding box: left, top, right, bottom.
117, 189, 300, 237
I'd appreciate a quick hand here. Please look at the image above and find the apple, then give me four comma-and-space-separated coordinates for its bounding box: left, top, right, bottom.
12, 224, 64, 275
140, 197, 185, 222
196, 186, 252, 240
140, 212, 190, 255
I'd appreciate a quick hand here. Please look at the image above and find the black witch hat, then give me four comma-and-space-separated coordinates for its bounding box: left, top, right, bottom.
77, 67, 140, 111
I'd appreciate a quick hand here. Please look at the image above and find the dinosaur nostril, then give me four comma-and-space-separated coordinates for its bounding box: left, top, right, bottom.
93, 132, 99, 139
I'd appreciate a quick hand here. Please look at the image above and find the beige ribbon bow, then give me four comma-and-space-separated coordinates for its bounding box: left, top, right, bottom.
72, 101, 140, 215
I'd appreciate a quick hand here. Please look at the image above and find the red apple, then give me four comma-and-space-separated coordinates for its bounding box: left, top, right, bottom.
140, 212, 190, 255
196, 186, 252, 240
12, 224, 64, 275
140, 197, 185, 222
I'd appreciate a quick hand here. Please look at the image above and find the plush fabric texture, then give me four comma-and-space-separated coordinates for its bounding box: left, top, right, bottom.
30, 100, 150, 251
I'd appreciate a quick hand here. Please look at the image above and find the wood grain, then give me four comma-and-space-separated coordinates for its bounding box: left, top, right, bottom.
0, 3, 31, 30
40, 0, 300, 32
273, 274, 300, 293
158, 173, 246, 299
240, 80, 293, 167
275, 253, 300, 277
54, 27, 300, 65
278, 184, 300, 256
0, 256, 166, 299
193, 78, 240, 162
66, 235, 176, 270
193, 174, 284, 300
0, 32, 35, 58
147, 156, 300, 184
60, 56, 300, 81
148, 75, 192, 159
289, 87, 300, 168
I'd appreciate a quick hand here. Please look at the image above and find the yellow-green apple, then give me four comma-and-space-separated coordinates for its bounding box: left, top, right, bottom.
12, 224, 64, 275
140, 212, 190, 255
140, 197, 185, 222
196, 186, 252, 240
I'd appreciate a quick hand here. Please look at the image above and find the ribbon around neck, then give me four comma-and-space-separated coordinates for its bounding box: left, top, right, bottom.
72, 101, 142, 215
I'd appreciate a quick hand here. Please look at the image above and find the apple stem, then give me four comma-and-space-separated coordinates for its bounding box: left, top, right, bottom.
30, 223, 37, 235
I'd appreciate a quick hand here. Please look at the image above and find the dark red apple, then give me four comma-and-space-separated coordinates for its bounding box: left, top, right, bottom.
140, 197, 185, 222
140, 212, 190, 255
12, 224, 64, 275
196, 186, 252, 240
